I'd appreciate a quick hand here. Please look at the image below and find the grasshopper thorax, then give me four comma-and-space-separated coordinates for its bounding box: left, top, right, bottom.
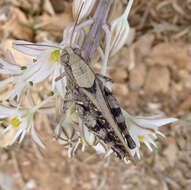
60, 47, 78, 66
60, 47, 95, 88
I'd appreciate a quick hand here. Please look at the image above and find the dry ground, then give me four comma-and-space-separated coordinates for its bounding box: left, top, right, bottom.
0, 0, 191, 190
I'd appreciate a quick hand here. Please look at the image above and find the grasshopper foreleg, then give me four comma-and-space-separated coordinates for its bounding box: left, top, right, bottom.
55, 72, 66, 82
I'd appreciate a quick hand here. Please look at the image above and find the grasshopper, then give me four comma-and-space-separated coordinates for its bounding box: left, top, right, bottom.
59, 47, 136, 161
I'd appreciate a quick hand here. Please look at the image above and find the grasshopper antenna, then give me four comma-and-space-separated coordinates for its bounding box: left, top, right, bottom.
70, 1, 85, 46
56, 3, 84, 82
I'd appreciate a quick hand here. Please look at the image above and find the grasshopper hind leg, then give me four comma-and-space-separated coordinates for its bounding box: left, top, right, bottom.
103, 86, 136, 149
124, 134, 136, 149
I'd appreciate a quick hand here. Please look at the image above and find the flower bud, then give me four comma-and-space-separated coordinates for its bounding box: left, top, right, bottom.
110, 0, 133, 56
62, 25, 85, 47
72, 0, 96, 23
56, 104, 78, 146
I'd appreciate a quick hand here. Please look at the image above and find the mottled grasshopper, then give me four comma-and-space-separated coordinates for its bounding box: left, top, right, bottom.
59, 47, 136, 161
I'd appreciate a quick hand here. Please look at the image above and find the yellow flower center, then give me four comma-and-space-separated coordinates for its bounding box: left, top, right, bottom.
11, 117, 21, 127
138, 136, 145, 141
8, 82, 13, 85
49, 50, 60, 63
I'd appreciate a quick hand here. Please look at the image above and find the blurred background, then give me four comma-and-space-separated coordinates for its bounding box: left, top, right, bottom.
0, 0, 191, 189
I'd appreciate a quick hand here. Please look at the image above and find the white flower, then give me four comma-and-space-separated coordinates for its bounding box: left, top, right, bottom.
55, 103, 107, 157
123, 111, 178, 160
100, 0, 134, 76
56, 104, 79, 147
0, 41, 66, 102
0, 96, 55, 148
13, 40, 67, 97
110, 0, 133, 56
1, 42, 65, 102
61, 25, 85, 48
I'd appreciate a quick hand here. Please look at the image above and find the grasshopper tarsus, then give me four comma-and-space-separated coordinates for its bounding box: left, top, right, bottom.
96, 73, 113, 83
55, 72, 66, 81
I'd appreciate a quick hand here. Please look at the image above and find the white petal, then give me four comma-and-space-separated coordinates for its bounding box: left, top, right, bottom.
51, 65, 64, 91
135, 149, 141, 160
38, 108, 56, 115
110, 0, 133, 56
13, 40, 54, 56
135, 114, 164, 120
150, 133, 158, 139
0, 77, 14, 87
156, 131, 165, 137
81, 143, 86, 152
16, 120, 29, 144
54, 73, 67, 98
73, 0, 96, 23
0, 105, 17, 118
130, 147, 141, 159
144, 135, 157, 147
21, 61, 43, 80
7, 50, 17, 65
130, 125, 153, 138
110, 23, 129, 56
5, 83, 27, 102
15, 60, 52, 85
36, 95, 55, 109
2, 125, 12, 134
68, 147, 73, 158
135, 118, 178, 128
0, 58, 21, 74
144, 141, 153, 152
131, 133, 140, 147
72, 139, 81, 156
130, 149, 136, 157
0, 70, 13, 75
10, 127, 23, 145
55, 123, 61, 136
30, 63, 55, 83
93, 143, 106, 154
83, 126, 95, 146
31, 125, 45, 148
18, 128, 27, 144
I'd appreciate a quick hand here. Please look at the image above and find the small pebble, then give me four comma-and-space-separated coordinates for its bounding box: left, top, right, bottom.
26, 179, 37, 190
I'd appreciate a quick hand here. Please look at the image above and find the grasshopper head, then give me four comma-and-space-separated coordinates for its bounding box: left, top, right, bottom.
60, 47, 82, 66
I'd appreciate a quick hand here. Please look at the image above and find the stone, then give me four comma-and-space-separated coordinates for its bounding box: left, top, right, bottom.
129, 63, 146, 90
144, 66, 170, 95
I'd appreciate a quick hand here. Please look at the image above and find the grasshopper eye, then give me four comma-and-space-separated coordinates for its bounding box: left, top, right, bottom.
60, 51, 70, 64
73, 48, 81, 57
